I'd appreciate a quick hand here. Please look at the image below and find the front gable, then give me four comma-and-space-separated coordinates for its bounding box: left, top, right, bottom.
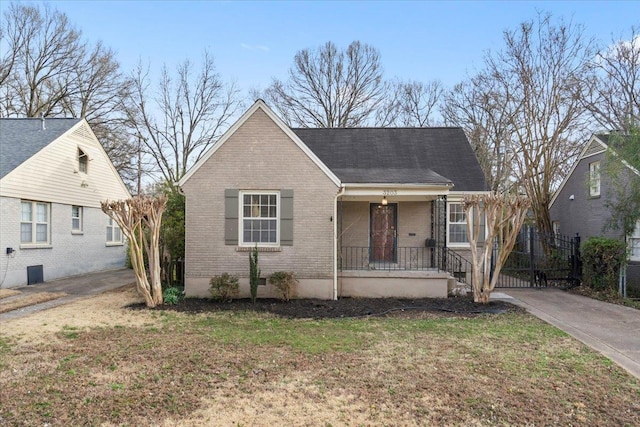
179, 100, 340, 189
0, 119, 130, 207
550, 135, 608, 208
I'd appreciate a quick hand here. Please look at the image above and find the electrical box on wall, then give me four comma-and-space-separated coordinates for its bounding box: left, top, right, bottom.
6, 247, 14, 255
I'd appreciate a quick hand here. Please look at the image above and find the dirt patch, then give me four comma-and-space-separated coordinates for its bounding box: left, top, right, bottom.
0, 284, 156, 345
0, 292, 66, 314
133, 295, 523, 319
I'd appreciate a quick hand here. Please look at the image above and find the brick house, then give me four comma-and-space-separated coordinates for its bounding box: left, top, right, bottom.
550, 133, 640, 291
178, 100, 489, 299
0, 118, 131, 288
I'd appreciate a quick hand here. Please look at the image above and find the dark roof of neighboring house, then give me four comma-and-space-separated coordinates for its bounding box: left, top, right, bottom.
0, 118, 81, 179
292, 127, 487, 190
595, 132, 633, 149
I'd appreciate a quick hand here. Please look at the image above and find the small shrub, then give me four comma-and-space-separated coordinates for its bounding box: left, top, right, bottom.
269, 271, 298, 301
209, 273, 239, 302
581, 237, 627, 292
162, 287, 184, 305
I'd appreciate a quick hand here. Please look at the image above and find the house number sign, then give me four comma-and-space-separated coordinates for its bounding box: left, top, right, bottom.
382, 190, 398, 196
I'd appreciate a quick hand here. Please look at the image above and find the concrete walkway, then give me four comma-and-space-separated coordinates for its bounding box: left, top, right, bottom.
495, 288, 640, 379
0, 268, 135, 322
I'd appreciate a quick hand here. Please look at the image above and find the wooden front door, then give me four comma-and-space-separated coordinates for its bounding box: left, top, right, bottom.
370, 203, 397, 263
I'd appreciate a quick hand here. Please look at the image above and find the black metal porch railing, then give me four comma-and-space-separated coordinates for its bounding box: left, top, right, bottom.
339, 246, 473, 286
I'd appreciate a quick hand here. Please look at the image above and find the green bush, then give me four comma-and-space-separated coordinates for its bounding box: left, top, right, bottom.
209, 273, 239, 302
269, 271, 298, 302
162, 287, 184, 305
581, 237, 627, 292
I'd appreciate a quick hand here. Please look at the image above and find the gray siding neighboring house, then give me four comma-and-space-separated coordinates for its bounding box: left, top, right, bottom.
0, 118, 131, 288
179, 100, 489, 300
550, 134, 640, 291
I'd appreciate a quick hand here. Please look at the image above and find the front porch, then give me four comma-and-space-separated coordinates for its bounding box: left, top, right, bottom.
335, 190, 474, 298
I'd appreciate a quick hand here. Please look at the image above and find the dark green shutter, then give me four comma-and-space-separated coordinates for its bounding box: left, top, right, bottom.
225, 189, 239, 245
280, 189, 293, 246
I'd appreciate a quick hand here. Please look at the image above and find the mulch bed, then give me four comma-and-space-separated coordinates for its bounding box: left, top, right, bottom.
128, 295, 524, 319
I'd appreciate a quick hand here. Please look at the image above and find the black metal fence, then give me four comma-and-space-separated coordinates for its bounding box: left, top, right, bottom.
340, 246, 473, 286
497, 227, 581, 288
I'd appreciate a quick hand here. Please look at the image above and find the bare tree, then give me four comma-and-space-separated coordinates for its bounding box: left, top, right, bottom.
583, 26, 640, 132
400, 80, 444, 126
442, 74, 515, 192
464, 193, 531, 304
125, 53, 241, 183
499, 14, 595, 236
0, 3, 82, 117
0, 2, 30, 87
59, 41, 137, 184
261, 41, 385, 127
0, 3, 137, 187
102, 196, 167, 308
450, 13, 594, 236
376, 79, 443, 127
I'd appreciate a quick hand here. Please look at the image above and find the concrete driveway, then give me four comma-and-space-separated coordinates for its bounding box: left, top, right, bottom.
0, 268, 135, 322
497, 288, 640, 379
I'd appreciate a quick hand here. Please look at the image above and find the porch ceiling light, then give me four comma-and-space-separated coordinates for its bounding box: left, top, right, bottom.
381, 196, 388, 206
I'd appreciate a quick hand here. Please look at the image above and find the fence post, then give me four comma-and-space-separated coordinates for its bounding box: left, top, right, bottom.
573, 233, 581, 284
442, 246, 448, 272
529, 226, 535, 287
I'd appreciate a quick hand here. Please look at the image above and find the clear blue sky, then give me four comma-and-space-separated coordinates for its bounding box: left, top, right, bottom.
37, 0, 640, 97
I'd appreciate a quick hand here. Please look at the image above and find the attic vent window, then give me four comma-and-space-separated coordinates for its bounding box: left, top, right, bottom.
78, 148, 88, 173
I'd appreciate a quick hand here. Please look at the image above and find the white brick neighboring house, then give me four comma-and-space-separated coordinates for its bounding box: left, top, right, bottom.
0, 118, 131, 288
178, 100, 489, 300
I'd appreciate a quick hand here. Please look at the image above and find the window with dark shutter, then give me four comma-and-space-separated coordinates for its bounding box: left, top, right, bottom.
226, 189, 293, 246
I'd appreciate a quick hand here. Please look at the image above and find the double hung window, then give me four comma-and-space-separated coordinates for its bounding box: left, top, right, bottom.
21, 201, 50, 245
240, 192, 279, 246
106, 217, 123, 244
448, 202, 469, 245
72, 206, 83, 233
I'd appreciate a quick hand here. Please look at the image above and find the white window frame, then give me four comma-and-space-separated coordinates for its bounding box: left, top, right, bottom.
78, 148, 88, 174
447, 201, 470, 247
106, 217, 123, 246
589, 161, 601, 197
239, 191, 280, 247
630, 220, 640, 262
72, 205, 83, 233
20, 200, 51, 246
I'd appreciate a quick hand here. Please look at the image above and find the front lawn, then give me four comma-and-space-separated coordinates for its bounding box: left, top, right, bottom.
0, 303, 638, 426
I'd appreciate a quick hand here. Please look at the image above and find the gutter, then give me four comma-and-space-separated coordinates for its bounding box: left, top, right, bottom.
333, 185, 346, 300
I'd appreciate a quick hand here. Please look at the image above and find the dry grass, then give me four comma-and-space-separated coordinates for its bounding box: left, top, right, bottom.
0, 288, 638, 426
0, 289, 21, 299
0, 292, 66, 314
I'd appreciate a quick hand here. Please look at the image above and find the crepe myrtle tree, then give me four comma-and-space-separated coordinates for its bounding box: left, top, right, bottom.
464, 193, 531, 304
102, 195, 168, 308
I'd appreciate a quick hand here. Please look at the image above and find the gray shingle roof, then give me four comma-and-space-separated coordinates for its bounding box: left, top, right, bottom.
292, 127, 487, 191
0, 118, 81, 178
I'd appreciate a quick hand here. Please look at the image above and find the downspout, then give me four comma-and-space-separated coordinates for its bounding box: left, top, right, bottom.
333, 185, 346, 300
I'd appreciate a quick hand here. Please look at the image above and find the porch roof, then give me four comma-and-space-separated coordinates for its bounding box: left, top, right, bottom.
333, 167, 453, 185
